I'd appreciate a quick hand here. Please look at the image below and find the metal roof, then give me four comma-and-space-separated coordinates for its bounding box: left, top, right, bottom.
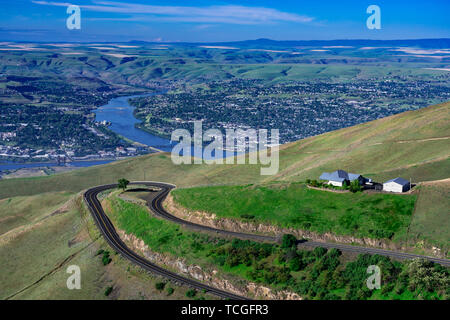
319, 170, 362, 182
384, 177, 410, 186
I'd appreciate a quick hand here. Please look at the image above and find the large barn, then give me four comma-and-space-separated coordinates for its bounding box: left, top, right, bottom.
383, 177, 411, 193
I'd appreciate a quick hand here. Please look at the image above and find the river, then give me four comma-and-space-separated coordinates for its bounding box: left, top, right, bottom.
95, 93, 230, 160
94, 93, 174, 152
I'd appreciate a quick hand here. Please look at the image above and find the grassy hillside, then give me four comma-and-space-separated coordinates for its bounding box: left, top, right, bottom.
0, 101, 448, 200
171, 184, 416, 241
406, 180, 450, 251
0, 190, 214, 300
0, 192, 72, 235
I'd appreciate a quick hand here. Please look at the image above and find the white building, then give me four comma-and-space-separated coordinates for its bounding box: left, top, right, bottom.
383, 177, 411, 193
319, 170, 369, 187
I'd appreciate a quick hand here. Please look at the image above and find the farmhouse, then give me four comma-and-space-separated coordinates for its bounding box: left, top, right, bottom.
319, 170, 371, 187
383, 177, 411, 193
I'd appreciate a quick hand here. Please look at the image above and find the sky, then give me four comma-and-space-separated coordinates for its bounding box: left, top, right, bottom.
0, 0, 449, 42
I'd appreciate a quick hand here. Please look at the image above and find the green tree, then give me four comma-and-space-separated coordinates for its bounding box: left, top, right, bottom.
281, 234, 297, 249
349, 180, 362, 193
118, 178, 130, 191
342, 180, 349, 189
289, 257, 304, 271
407, 259, 449, 295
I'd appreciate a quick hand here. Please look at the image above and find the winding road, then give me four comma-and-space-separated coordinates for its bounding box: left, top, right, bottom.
84, 182, 247, 300
84, 181, 450, 299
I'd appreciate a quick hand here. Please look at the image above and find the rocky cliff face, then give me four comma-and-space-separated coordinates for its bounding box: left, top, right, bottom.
164, 193, 446, 258
117, 230, 302, 300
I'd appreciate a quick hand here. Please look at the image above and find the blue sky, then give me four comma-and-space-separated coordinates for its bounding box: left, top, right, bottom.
0, 0, 449, 42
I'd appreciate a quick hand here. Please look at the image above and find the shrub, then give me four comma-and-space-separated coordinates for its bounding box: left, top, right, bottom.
301, 222, 312, 229
166, 287, 174, 296
102, 256, 112, 265
101, 251, 112, 265
313, 247, 328, 258
369, 229, 394, 239
324, 293, 341, 300
356, 288, 372, 300
289, 257, 303, 272
104, 286, 113, 296
284, 248, 297, 260
315, 250, 341, 272
155, 282, 166, 291
186, 289, 197, 298
349, 180, 362, 193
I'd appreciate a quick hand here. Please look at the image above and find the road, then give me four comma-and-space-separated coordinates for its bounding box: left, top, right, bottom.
84, 183, 248, 300
84, 181, 450, 299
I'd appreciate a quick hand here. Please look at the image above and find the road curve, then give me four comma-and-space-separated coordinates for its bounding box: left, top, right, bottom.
85, 182, 450, 299
84, 182, 248, 300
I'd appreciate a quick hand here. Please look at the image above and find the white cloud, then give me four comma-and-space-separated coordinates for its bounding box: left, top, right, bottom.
32, 1, 314, 25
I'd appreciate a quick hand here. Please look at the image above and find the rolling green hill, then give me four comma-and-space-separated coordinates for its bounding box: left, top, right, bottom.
2, 47, 449, 86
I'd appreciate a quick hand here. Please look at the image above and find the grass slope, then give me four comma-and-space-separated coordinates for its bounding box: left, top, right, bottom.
0, 190, 213, 300
0, 192, 73, 235
407, 181, 450, 251
171, 184, 416, 241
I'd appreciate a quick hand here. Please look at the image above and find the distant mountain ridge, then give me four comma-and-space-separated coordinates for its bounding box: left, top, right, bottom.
12, 38, 450, 48
128, 38, 450, 48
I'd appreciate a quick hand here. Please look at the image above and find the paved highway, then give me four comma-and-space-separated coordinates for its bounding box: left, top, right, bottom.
84, 181, 450, 299
84, 183, 248, 300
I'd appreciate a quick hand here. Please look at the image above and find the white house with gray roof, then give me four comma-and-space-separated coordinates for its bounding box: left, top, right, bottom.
319, 170, 370, 187
383, 177, 411, 193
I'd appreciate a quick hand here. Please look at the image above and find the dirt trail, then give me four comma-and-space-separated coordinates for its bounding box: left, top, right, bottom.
419, 178, 450, 185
